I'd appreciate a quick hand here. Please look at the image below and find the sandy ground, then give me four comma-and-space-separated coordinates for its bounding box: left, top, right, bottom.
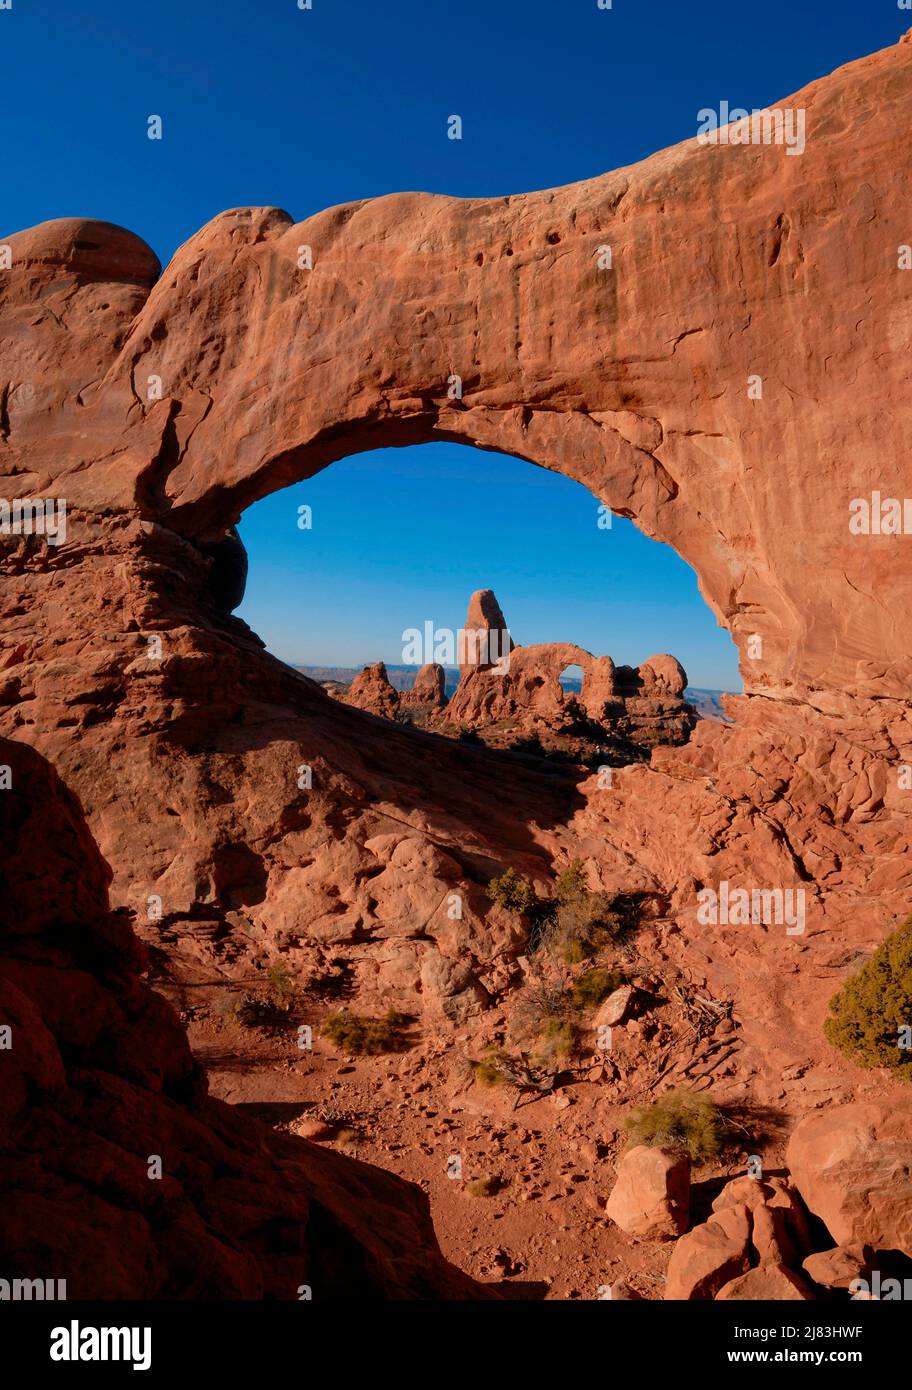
178, 995, 763, 1300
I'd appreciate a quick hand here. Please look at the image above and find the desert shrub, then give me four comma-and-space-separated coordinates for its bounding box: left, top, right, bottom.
485, 862, 642, 960
535, 1015, 579, 1064
212, 989, 239, 1019
555, 860, 588, 905
526, 860, 643, 962
570, 966, 626, 1010
539, 878, 629, 962
266, 962, 296, 1005
824, 916, 912, 1074
464, 1176, 499, 1198
486, 866, 538, 916
229, 991, 293, 1030
227, 962, 299, 1028
321, 1009, 407, 1055
514, 979, 580, 1064
624, 1088, 724, 1162
474, 1049, 514, 1086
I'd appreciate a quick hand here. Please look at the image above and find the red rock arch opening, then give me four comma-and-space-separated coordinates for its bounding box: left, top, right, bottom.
3, 27, 912, 753
231, 441, 739, 714
558, 664, 585, 695
7, 155, 911, 701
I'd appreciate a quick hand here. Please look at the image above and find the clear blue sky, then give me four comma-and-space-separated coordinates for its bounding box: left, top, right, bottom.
2, 0, 902, 689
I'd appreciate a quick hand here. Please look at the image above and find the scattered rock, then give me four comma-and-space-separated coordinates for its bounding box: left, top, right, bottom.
716, 1265, 815, 1301
604, 1145, 690, 1241
593, 984, 638, 1029
607, 1280, 643, 1300
665, 1204, 752, 1300
787, 1103, 912, 1255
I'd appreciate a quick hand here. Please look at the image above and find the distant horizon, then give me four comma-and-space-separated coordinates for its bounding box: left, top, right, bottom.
237, 444, 744, 692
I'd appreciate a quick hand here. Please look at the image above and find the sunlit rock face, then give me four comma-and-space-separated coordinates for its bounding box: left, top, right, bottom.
0, 33, 911, 1124
441, 590, 695, 755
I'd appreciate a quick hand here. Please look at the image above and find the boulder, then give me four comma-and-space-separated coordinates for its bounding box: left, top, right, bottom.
604, 1145, 690, 1241
786, 1102, 912, 1254
802, 1243, 875, 1290
665, 1204, 752, 1300
711, 1174, 812, 1265
716, 1265, 815, 1301
593, 984, 638, 1029
751, 1203, 798, 1267
420, 952, 489, 1021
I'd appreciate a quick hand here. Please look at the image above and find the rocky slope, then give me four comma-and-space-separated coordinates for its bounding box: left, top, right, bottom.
0, 735, 491, 1298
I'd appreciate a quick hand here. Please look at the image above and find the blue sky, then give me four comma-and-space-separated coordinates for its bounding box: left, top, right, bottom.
2, 0, 901, 689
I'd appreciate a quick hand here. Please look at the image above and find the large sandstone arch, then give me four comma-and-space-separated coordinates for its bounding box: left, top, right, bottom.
1, 32, 911, 1106
4, 32, 912, 701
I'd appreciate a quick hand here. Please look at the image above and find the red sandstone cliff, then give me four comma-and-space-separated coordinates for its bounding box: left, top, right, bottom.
0, 30, 911, 1296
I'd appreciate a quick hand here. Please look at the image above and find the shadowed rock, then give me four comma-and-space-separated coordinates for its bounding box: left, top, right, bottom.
0, 736, 494, 1300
